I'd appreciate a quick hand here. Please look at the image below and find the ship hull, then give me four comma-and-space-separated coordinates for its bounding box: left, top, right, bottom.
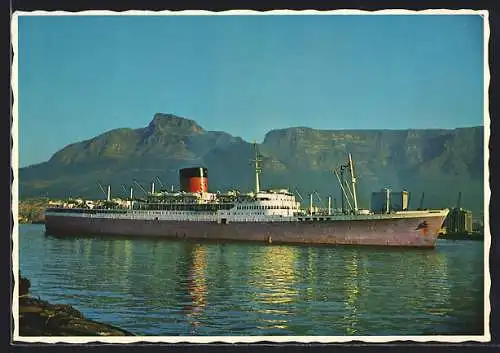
44, 213, 446, 248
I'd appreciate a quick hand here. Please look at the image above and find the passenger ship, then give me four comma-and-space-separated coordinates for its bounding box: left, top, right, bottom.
45, 145, 449, 247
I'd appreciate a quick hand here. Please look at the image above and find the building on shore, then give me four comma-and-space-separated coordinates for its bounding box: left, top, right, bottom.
370, 189, 409, 213
444, 208, 473, 234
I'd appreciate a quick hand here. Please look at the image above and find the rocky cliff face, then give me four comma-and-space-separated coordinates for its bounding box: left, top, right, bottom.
19, 113, 485, 214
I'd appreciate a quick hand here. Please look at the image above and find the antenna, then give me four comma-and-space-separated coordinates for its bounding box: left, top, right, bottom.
418, 192, 425, 210
250, 142, 262, 194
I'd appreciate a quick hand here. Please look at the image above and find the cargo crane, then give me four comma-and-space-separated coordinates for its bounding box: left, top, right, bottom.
312, 191, 324, 215
133, 179, 149, 196
121, 184, 128, 196
293, 187, 304, 202
334, 161, 354, 214
154, 176, 165, 192
121, 184, 135, 201
312, 191, 333, 215
96, 181, 106, 198
96, 181, 111, 202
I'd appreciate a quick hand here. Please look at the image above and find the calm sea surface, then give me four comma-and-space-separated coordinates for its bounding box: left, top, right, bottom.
18, 224, 485, 336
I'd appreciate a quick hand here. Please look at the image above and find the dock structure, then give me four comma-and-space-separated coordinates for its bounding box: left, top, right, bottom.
444, 208, 473, 234
442, 192, 473, 235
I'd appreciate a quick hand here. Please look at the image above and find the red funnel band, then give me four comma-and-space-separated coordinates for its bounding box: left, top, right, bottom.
184, 177, 208, 193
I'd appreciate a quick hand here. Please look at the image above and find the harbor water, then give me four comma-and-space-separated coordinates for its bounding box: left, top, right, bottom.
18, 224, 485, 336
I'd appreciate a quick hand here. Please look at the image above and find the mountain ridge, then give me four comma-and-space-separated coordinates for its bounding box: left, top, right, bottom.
19, 113, 485, 215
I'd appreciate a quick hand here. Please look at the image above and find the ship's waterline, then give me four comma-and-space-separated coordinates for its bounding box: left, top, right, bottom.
45, 210, 447, 247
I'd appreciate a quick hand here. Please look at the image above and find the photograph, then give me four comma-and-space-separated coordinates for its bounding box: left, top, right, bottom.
11, 10, 490, 343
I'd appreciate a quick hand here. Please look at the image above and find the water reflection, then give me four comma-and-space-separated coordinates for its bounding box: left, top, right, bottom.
249, 246, 299, 330
250, 246, 299, 304
304, 247, 318, 302
184, 245, 208, 328
334, 248, 452, 335
23, 226, 484, 336
342, 252, 361, 334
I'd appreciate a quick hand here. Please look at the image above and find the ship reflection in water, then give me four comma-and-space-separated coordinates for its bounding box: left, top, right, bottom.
249, 246, 299, 331
334, 248, 455, 335
176, 242, 464, 335
184, 245, 208, 330
22, 225, 484, 336
342, 253, 361, 335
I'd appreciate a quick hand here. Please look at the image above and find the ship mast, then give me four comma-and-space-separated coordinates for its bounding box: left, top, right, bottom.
333, 153, 360, 214
348, 153, 359, 213
251, 142, 262, 194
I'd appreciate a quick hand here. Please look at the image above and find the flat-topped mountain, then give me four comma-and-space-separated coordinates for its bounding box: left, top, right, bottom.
19, 113, 485, 214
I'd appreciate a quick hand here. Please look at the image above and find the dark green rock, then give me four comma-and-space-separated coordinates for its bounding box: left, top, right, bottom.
18, 276, 134, 336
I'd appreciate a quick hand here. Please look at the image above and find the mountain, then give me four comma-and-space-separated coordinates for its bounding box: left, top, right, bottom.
19, 113, 485, 215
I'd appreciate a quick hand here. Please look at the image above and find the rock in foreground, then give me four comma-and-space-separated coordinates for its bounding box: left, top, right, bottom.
19, 278, 134, 336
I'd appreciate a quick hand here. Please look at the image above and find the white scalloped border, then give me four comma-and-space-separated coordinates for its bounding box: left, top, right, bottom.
10, 8, 491, 344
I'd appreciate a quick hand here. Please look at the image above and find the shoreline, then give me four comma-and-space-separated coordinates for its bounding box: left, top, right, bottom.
18, 276, 134, 336
438, 232, 484, 241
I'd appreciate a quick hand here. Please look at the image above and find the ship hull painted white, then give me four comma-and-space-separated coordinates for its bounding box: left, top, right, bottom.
45, 211, 447, 248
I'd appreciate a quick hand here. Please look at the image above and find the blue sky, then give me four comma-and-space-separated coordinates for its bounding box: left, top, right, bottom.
17, 14, 484, 167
